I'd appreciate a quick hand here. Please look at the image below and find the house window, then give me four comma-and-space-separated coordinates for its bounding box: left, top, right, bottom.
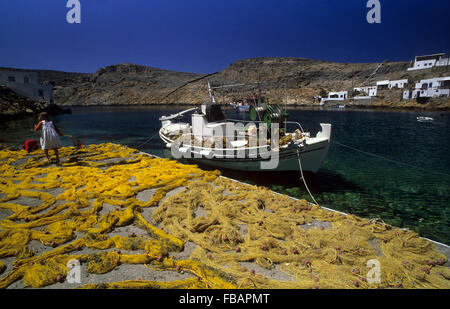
38, 90, 44, 97
24, 77, 29, 84
8, 76, 15, 82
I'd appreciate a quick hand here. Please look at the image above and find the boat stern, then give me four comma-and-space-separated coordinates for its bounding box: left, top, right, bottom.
316, 123, 332, 140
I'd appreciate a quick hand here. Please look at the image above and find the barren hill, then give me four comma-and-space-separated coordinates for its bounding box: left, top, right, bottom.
2, 57, 450, 108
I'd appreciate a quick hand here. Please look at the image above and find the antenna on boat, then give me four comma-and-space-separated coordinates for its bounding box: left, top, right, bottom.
256, 74, 261, 105
284, 85, 287, 132
207, 81, 216, 104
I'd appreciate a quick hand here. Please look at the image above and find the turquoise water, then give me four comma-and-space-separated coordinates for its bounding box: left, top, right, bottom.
1, 106, 449, 244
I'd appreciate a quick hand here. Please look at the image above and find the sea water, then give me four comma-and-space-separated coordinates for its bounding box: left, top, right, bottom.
1, 106, 449, 244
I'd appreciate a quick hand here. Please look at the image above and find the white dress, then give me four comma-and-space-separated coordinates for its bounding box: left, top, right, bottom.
40, 121, 62, 150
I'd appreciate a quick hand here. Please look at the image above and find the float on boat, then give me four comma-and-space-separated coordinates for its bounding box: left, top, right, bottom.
159, 83, 332, 173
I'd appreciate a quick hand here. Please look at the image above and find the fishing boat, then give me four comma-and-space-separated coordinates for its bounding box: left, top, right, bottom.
230, 102, 250, 112
417, 116, 434, 122
158, 83, 332, 173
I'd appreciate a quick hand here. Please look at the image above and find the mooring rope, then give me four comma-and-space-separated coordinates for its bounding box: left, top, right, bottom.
135, 131, 161, 150
331, 140, 450, 178
296, 148, 319, 206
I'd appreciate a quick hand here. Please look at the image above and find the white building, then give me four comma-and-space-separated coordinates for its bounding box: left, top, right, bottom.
388, 79, 408, 89
320, 91, 348, 104
403, 76, 450, 100
353, 86, 377, 97
0, 69, 53, 102
375, 79, 408, 90
328, 91, 348, 99
407, 53, 450, 71
376, 80, 390, 90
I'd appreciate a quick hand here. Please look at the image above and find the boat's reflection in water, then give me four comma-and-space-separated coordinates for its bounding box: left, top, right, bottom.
174, 154, 362, 198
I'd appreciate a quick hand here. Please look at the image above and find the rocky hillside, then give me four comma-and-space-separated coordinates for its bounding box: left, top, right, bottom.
3, 58, 450, 108
47, 64, 206, 106
0, 86, 67, 121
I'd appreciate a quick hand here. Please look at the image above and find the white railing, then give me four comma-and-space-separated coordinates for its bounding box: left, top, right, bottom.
226, 119, 304, 134
159, 128, 299, 159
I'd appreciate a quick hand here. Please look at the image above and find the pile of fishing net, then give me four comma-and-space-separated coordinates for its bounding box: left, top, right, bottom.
154, 179, 449, 288
0, 144, 231, 289
0, 143, 448, 289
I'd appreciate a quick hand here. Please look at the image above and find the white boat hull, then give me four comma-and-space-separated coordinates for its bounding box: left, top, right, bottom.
186, 141, 329, 173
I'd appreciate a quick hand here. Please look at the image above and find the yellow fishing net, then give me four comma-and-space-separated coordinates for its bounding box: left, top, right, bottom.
0, 143, 448, 289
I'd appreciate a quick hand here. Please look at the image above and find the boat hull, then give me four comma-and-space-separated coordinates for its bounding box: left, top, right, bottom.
159, 121, 331, 173
173, 141, 329, 173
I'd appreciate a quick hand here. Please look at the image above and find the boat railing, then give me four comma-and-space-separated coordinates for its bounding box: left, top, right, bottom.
226, 119, 305, 134
163, 133, 299, 158
177, 142, 291, 159
188, 144, 273, 153
175, 133, 271, 150
159, 121, 305, 153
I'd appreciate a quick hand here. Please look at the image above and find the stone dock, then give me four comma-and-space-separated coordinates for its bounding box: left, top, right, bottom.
0, 143, 449, 289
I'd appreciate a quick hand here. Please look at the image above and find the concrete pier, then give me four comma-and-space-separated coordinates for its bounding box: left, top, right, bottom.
0, 143, 448, 289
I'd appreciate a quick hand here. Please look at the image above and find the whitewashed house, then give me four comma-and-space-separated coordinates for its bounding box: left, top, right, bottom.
320, 91, 348, 104
376, 80, 390, 90
353, 86, 377, 97
0, 69, 53, 102
407, 53, 450, 71
403, 76, 450, 99
328, 91, 348, 99
388, 79, 408, 89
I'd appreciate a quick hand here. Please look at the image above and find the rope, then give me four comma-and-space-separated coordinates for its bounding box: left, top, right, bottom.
134, 131, 161, 150
60, 132, 159, 151
61, 134, 84, 148
296, 148, 319, 206
331, 140, 450, 178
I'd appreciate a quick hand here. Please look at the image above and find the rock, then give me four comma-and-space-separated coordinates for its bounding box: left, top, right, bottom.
0, 86, 67, 120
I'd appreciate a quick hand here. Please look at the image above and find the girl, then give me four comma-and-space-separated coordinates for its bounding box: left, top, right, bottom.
34, 112, 63, 164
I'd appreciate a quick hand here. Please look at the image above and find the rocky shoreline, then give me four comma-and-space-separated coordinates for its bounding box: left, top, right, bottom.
45, 100, 450, 112
0, 86, 70, 122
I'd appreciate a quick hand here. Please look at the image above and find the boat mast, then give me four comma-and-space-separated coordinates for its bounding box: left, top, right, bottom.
207, 81, 216, 104
284, 87, 287, 132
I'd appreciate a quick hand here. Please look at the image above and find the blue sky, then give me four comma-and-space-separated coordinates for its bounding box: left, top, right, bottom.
0, 0, 449, 73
